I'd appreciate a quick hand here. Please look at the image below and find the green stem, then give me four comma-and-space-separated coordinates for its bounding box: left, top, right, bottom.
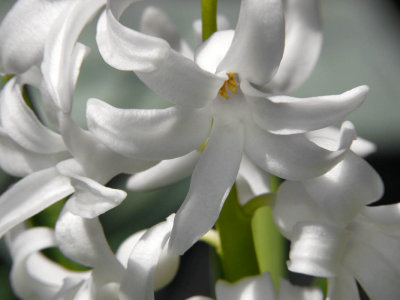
201, 0, 218, 41
216, 185, 259, 282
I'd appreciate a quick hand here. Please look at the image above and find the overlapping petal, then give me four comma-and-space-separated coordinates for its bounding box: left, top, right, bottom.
55, 207, 124, 280
119, 215, 175, 300
302, 151, 384, 224
42, 0, 106, 113
217, 0, 285, 85
242, 81, 369, 135
0, 167, 73, 238
244, 120, 354, 180
169, 119, 244, 255
265, 0, 323, 93
87, 99, 212, 160
278, 278, 323, 300
0, 0, 74, 74
96, 0, 170, 72
0, 77, 66, 153
127, 150, 201, 191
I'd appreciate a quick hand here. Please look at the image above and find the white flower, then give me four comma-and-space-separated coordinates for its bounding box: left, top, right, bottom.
0, 0, 156, 237
273, 152, 400, 299
87, 0, 369, 255
6, 212, 179, 300
187, 271, 323, 300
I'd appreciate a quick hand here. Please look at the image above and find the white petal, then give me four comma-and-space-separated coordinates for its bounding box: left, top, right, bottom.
140, 6, 193, 58
87, 99, 212, 160
136, 49, 224, 108
96, 0, 170, 72
0, 0, 74, 74
273, 181, 328, 239
326, 268, 360, 300
0, 78, 66, 153
168, 120, 244, 255
119, 215, 175, 300
216, 272, 277, 300
217, 0, 284, 85
55, 207, 124, 280
0, 167, 73, 238
278, 278, 323, 300
193, 15, 231, 47
59, 113, 157, 183
42, 0, 105, 113
186, 297, 213, 300
236, 154, 270, 206
195, 30, 235, 74
0, 129, 69, 177
127, 151, 201, 191
243, 82, 369, 135
288, 222, 348, 278
361, 203, 400, 227
308, 126, 377, 157
266, 0, 323, 93
343, 239, 400, 300
65, 175, 127, 218
244, 120, 351, 180
303, 152, 384, 225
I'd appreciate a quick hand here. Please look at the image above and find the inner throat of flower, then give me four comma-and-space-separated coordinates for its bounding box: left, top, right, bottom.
218, 73, 239, 99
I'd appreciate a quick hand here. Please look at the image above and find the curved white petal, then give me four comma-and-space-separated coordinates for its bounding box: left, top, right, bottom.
0, 0, 74, 74
127, 150, 201, 191
326, 268, 359, 300
42, 0, 105, 113
308, 126, 377, 157
244, 120, 352, 180
119, 215, 175, 300
236, 154, 270, 206
140, 6, 192, 59
87, 99, 212, 160
168, 120, 244, 255
278, 278, 323, 300
215, 272, 277, 300
217, 0, 284, 85
55, 207, 124, 280
96, 0, 170, 72
193, 15, 231, 47
0, 167, 73, 238
195, 30, 235, 74
0, 78, 67, 153
8, 227, 64, 299
288, 222, 348, 278
273, 181, 328, 239
65, 175, 127, 218
266, 0, 323, 93
343, 240, 400, 300
303, 152, 384, 225
243, 82, 369, 135
136, 49, 224, 108
361, 203, 400, 227
0, 129, 70, 177
59, 113, 157, 183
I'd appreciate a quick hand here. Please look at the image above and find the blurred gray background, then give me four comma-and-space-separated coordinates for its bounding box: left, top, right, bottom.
1, 0, 399, 299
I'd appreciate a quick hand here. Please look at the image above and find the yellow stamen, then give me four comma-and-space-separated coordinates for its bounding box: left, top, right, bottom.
218, 73, 239, 99
197, 138, 209, 152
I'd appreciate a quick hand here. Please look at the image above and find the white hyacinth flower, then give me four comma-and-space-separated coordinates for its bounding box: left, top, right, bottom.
88, 0, 369, 255
6, 213, 179, 300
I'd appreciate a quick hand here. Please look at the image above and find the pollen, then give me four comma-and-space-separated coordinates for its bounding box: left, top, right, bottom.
218, 73, 239, 99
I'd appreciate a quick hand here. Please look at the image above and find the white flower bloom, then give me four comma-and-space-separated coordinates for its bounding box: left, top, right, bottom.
6, 213, 179, 300
0, 0, 76, 75
273, 157, 400, 299
187, 271, 323, 300
0, 0, 157, 237
88, 0, 368, 255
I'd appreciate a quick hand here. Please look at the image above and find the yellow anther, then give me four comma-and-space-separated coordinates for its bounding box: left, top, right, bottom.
218, 73, 239, 99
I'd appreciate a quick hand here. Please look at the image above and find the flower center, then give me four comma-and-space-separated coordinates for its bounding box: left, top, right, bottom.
218, 73, 239, 99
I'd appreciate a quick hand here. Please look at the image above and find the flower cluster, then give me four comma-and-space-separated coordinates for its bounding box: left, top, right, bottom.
0, 0, 399, 299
